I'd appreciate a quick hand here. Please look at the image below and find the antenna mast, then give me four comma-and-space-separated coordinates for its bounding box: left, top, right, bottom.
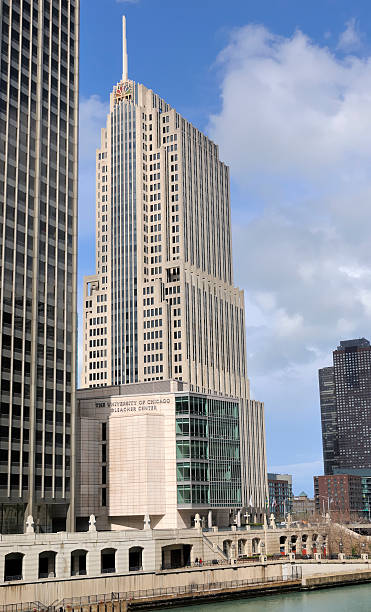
122, 15, 128, 81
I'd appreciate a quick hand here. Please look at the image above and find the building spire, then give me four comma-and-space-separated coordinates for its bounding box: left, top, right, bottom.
122, 15, 128, 82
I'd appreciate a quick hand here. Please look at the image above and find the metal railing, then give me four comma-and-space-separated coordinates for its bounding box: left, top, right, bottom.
0, 602, 47, 612
0, 572, 303, 612
202, 532, 228, 562
54, 572, 302, 609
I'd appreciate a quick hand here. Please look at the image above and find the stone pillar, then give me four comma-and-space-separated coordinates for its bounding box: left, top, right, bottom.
89, 514, 97, 532
194, 513, 202, 531
25, 515, 34, 534
143, 513, 151, 530
87, 549, 100, 577
208, 510, 213, 528
116, 546, 129, 574
142, 541, 156, 572
56, 550, 70, 579
23, 550, 38, 582
0, 554, 4, 583
230, 541, 237, 564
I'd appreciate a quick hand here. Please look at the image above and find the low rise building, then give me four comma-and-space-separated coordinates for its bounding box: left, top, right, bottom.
292, 492, 315, 521
76, 380, 262, 531
333, 468, 371, 521
268, 474, 293, 520
314, 474, 363, 520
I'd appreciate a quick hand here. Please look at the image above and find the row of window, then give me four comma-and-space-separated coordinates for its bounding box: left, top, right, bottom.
143, 319, 162, 329
143, 354, 163, 363
143, 365, 163, 374
88, 327, 107, 337
144, 342, 163, 351
89, 361, 107, 370
88, 338, 107, 347
143, 330, 162, 340
89, 372, 107, 381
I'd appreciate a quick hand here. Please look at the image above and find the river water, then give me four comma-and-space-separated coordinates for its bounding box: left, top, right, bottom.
153, 583, 371, 611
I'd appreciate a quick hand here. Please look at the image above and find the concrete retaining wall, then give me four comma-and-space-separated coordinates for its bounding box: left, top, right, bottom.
0, 562, 284, 605
302, 568, 371, 588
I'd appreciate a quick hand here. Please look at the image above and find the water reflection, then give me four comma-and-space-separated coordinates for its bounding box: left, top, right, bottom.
153, 584, 371, 612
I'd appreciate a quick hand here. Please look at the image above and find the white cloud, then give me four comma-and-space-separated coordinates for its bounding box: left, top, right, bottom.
209, 24, 371, 377
210, 25, 371, 182
337, 18, 361, 52
208, 24, 371, 487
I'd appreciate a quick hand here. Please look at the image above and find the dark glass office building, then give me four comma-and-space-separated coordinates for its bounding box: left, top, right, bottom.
319, 338, 371, 475
0, 0, 79, 532
318, 366, 337, 475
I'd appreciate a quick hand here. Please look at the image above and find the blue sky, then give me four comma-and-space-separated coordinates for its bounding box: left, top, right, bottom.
78, 0, 371, 495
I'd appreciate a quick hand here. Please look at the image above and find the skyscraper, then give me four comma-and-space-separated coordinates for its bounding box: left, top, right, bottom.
80, 18, 267, 515
319, 338, 371, 475
318, 366, 337, 475
0, 0, 79, 533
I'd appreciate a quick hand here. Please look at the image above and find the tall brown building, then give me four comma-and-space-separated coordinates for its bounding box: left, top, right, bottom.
319, 338, 371, 475
0, 0, 79, 533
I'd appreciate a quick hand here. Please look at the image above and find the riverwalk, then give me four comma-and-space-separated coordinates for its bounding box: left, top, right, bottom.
3, 565, 371, 611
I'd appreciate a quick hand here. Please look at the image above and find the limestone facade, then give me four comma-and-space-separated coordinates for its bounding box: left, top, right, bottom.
0, 523, 329, 588
76, 381, 251, 530
80, 19, 267, 516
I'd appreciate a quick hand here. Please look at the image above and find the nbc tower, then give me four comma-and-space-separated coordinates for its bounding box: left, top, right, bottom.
78, 18, 267, 527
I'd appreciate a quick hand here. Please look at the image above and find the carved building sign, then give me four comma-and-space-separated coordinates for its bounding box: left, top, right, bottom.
94, 395, 172, 415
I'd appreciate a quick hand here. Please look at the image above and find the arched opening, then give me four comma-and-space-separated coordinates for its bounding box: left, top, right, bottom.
223, 539, 233, 559
161, 544, 192, 570
238, 538, 247, 557
71, 549, 87, 576
4, 553, 24, 581
252, 538, 261, 555
39, 551, 56, 578
279, 535, 287, 555
101, 548, 116, 574
129, 546, 143, 572
290, 535, 297, 553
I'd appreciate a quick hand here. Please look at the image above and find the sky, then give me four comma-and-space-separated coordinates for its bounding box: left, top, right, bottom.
78, 0, 371, 496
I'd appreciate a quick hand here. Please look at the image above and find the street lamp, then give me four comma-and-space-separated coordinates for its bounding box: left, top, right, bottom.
339, 540, 343, 554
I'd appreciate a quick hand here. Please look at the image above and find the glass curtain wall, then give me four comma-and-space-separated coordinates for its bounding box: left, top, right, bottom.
175, 395, 242, 507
